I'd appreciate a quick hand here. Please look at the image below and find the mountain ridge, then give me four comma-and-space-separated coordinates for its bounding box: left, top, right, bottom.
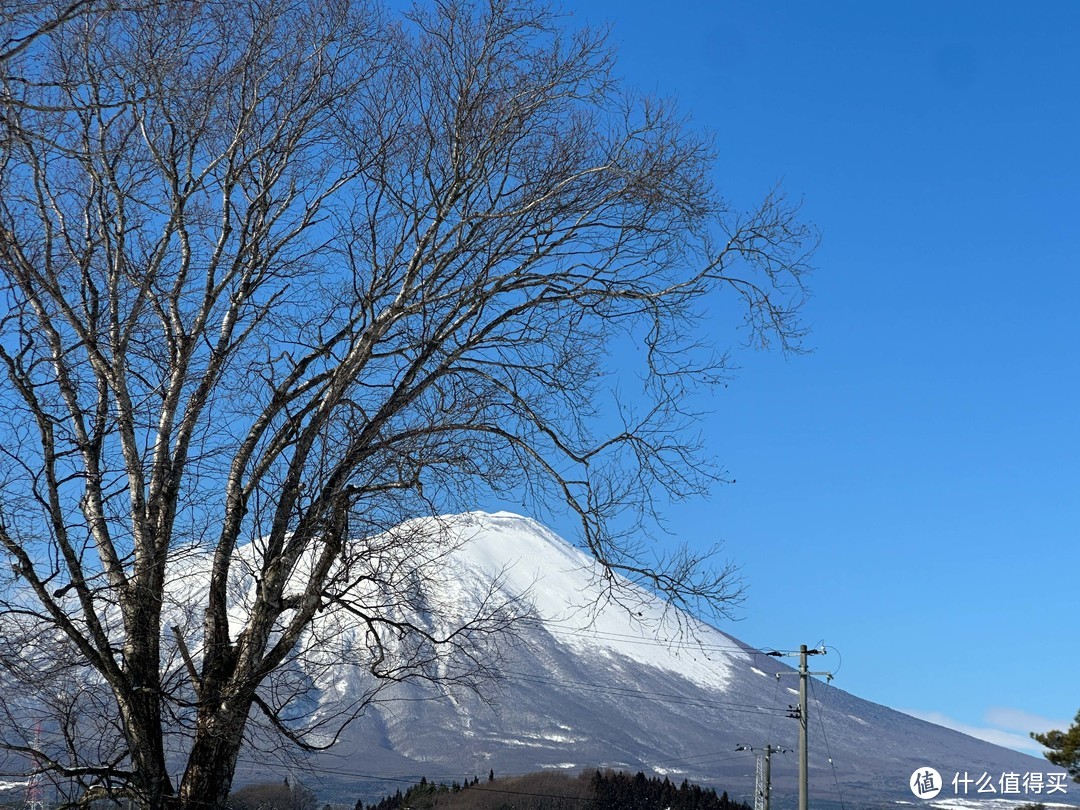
1, 511, 1065, 809
236, 511, 1068, 809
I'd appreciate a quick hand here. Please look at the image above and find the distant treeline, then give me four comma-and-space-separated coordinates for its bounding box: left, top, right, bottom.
359, 769, 752, 810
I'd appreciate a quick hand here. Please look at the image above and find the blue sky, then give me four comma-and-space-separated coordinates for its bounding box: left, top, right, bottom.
498, 1, 1079, 756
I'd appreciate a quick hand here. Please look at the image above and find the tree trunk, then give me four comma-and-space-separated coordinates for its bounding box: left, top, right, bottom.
121, 594, 176, 807
176, 703, 251, 810
127, 719, 174, 808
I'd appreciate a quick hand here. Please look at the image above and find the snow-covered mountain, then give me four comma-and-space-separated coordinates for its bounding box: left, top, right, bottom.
234, 511, 1068, 809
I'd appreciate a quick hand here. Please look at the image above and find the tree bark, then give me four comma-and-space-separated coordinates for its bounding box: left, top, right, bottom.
176, 702, 252, 809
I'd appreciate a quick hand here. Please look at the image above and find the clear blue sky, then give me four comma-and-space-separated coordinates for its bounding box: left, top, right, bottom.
494, 1, 1079, 755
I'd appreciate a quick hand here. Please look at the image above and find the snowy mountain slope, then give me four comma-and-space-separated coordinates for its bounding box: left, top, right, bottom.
2, 511, 1061, 808
227, 511, 1068, 809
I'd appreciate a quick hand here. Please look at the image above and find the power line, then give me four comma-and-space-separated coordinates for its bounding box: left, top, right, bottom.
763, 663, 783, 750
809, 677, 846, 810
503, 670, 792, 718
649, 749, 757, 768
225, 639, 808, 792
519, 618, 808, 658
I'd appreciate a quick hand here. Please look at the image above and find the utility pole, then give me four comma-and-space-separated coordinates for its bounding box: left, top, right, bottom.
737, 743, 789, 810
762, 746, 772, 810
772, 644, 832, 810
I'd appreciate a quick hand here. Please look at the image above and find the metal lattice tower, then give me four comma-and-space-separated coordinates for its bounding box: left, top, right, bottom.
754, 753, 767, 810
24, 722, 45, 810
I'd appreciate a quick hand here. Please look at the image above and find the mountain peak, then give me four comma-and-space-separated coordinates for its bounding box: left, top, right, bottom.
278, 514, 1058, 809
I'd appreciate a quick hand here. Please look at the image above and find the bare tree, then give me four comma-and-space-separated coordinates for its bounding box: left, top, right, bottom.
0, 0, 814, 807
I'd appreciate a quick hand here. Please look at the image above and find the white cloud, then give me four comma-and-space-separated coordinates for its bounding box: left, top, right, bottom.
901, 707, 1070, 756
983, 707, 1071, 736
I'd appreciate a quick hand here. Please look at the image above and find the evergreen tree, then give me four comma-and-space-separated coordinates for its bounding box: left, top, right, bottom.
1032, 710, 1080, 783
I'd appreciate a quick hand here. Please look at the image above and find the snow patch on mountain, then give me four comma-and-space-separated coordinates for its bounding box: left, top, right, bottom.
439, 511, 750, 692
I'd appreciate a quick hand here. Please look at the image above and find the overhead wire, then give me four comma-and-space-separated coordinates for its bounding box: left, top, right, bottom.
519, 622, 747, 654
825, 644, 843, 678
763, 660, 784, 749
223, 625, 808, 802
517, 617, 808, 658
223, 655, 788, 796
809, 676, 846, 810
503, 669, 793, 718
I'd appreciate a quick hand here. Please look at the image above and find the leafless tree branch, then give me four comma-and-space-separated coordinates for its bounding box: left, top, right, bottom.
0, 0, 815, 806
